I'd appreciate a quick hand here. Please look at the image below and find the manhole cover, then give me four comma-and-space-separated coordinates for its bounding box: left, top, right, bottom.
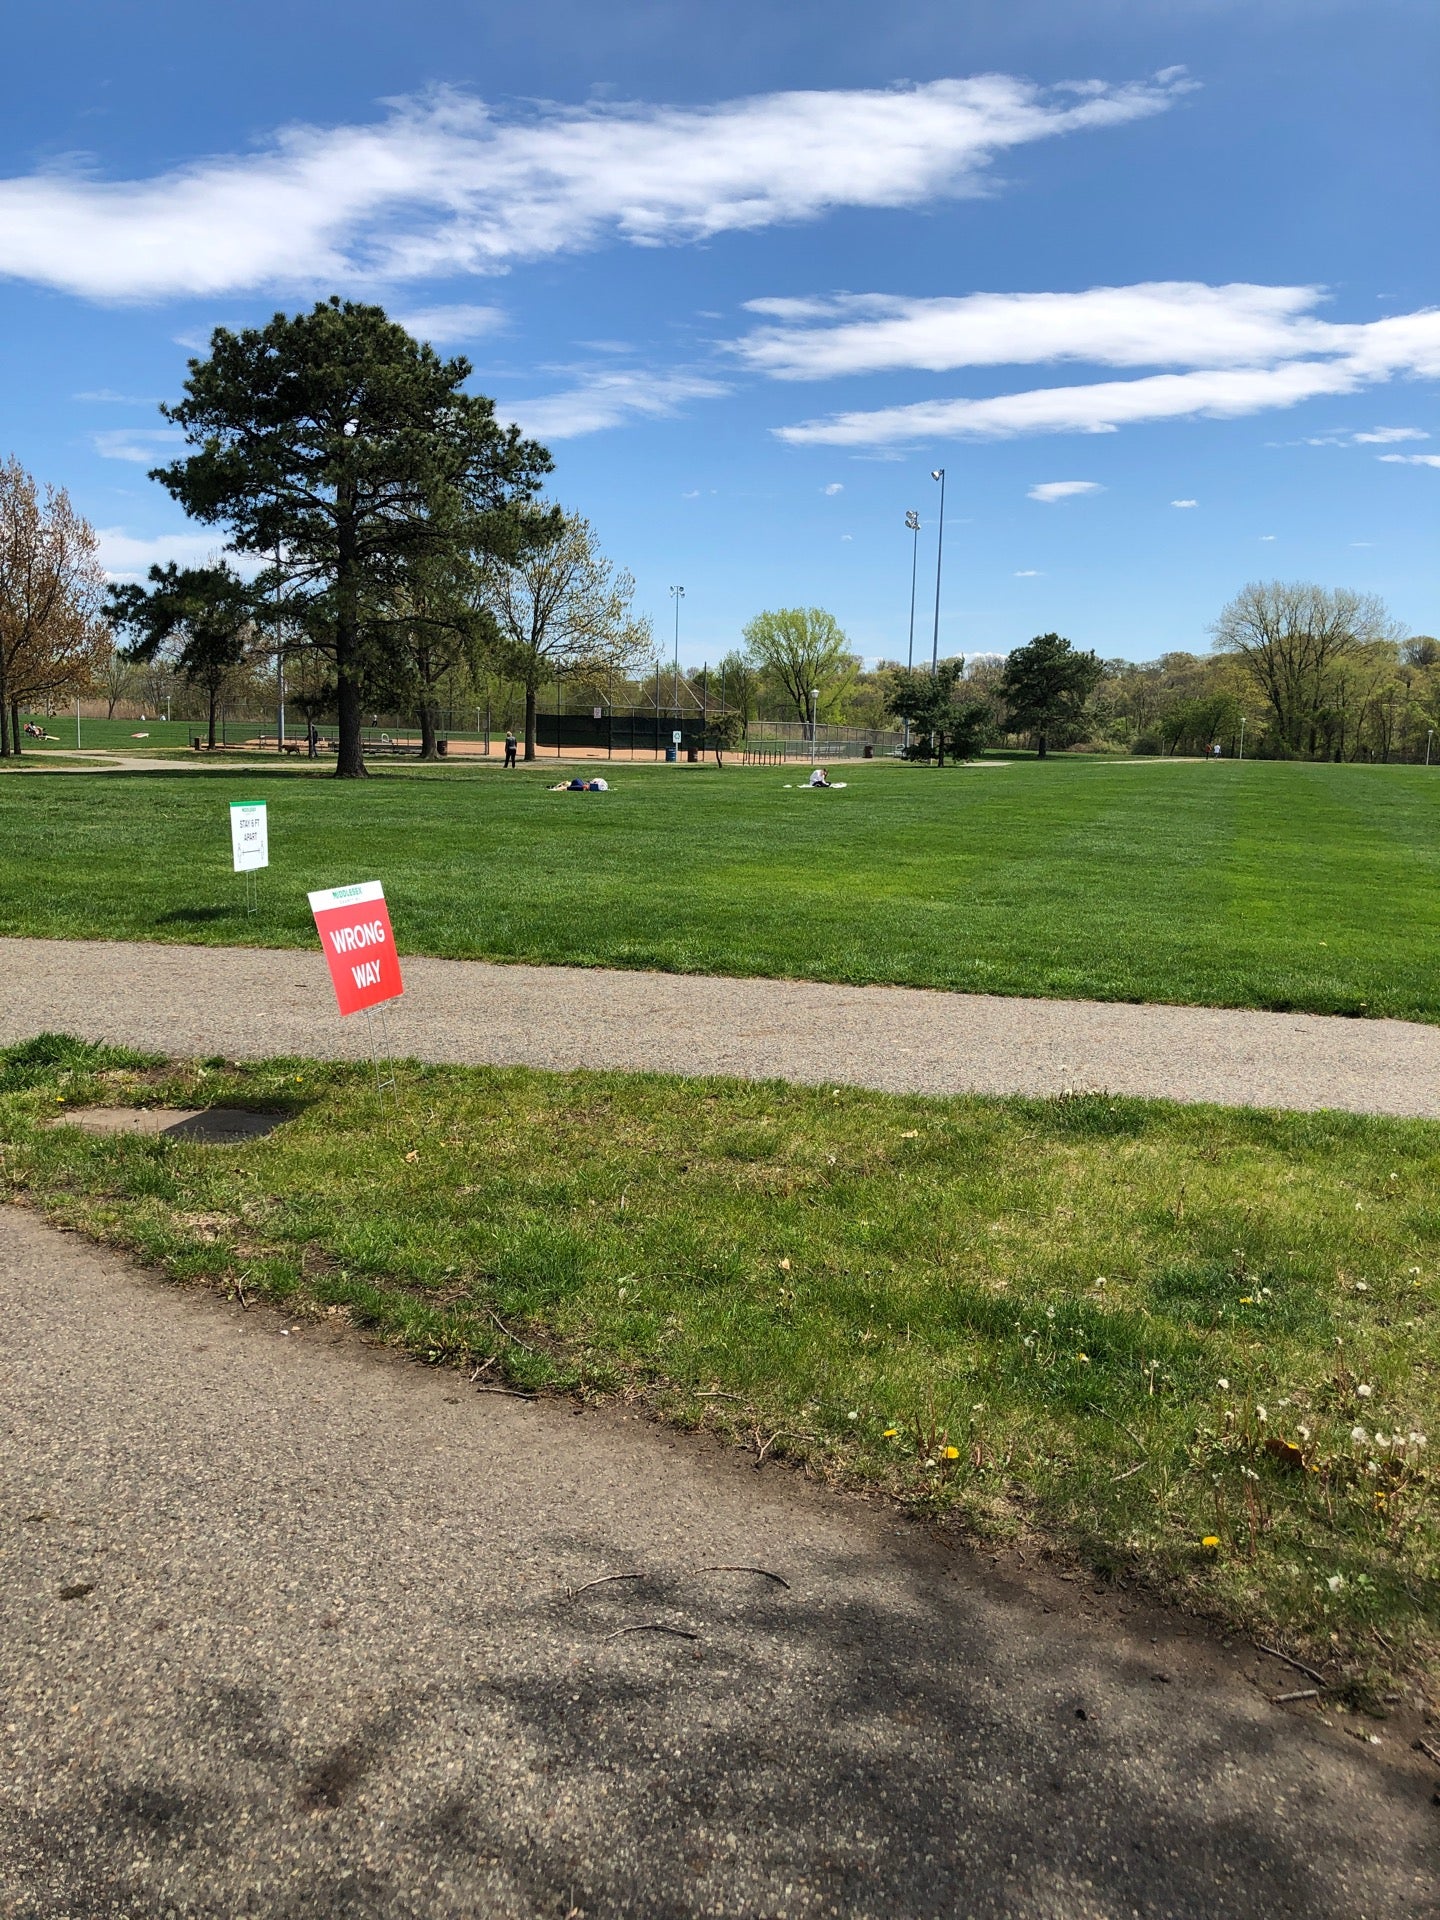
54, 1108, 286, 1144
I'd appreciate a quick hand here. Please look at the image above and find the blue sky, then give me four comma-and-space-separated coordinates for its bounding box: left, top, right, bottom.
1, 0, 1435, 667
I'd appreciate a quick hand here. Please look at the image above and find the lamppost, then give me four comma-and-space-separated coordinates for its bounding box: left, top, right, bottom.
1238, 715, 1246, 762
1428, 727, 1434, 768
810, 687, 819, 767
904, 510, 921, 671
670, 585, 685, 715
929, 468, 946, 673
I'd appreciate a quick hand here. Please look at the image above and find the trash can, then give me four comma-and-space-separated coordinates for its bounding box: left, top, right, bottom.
862, 744, 874, 759
436, 738, 448, 756
192, 736, 202, 751
686, 746, 698, 762
665, 745, 678, 762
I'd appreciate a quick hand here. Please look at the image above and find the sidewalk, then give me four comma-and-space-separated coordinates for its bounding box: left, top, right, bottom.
6, 935, 1440, 1116
2, 1204, 1434, 1917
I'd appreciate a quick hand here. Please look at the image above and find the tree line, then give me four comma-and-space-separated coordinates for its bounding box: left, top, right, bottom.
1, 296, 1431, 767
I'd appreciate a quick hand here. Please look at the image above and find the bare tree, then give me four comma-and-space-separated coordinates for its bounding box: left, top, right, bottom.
0, 457, 109, 755
1212, 581, 1399, 757
477, 507, 652, 759
96, 638, 135, 718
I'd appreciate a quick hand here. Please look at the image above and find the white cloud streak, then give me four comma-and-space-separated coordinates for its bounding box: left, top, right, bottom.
394, 302, 507, 344
496, 368, 727, 440
1379, 452, 1440, 468
1171, 497, 1198, 507
0, 74, 1189, 302
95, 526, 244, 580
1028, 480, 1102, 502
770, 293, 1440, 447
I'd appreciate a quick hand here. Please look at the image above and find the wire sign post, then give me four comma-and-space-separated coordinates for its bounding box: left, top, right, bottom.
307, 881, 405, 1104
230, 800, 268, 916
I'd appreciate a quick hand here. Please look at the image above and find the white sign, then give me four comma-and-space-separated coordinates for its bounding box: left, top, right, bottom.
593, 705, 603, 720
672, 730, 683, 745
230, 800, 269, 873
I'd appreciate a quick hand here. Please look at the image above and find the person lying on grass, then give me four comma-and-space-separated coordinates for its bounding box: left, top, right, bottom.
549, 777, 610, 791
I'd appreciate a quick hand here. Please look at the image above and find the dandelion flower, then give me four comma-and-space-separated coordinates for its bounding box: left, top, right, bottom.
847, 1410, 859, 1421
1326, 1573, 1345, 1592
1217, 1378, 1230, 1392
942, 1445, 960, 1460
1351, 1426, 1368, 1444
1076, 1353, 1090, 1363
1354, 1281, 1368, 1292
1356, 1383, 1373, 1398
1094, 1277, 1107, 1289
1201, 1536, 1220, 1549
883, 1428, 899, 1439
1255, 1406, 1267, 1422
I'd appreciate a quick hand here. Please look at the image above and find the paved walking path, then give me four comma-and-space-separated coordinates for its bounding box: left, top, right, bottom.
3, 1205, 1435, 1918
6, 935, 1440, 1116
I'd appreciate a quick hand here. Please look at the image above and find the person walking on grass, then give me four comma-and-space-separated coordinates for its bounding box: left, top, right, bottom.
504, 729, 518, 769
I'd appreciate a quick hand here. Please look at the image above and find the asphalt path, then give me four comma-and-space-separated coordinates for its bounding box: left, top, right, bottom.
3, 1205, 1436, 1919
7, 936, 1440, 1116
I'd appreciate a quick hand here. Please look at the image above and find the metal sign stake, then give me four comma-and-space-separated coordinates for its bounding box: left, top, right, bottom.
364, 1001, 398, 1106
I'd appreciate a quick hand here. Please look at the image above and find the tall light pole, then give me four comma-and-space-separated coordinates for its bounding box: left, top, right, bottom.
1428, 727, 1434, 768
904, 510, 920, 670
929, 468, 946, 673
670, 585, 685, 714
810, 687, 819, 767
1238, 715, 1246, 762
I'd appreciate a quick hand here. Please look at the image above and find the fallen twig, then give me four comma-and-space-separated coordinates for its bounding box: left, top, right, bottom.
753, 1428, 815, 1466
567, 1572, 647, 1600
484, 1306, 538, 1355
1110, 1461, 1146, 1483
1414, 1736, 1440, 1767
1270, 1688, 1320, 1705
468, 1356, 496, 1382
602, 1622, 699, 1643
235, 1273, 251, 1311
1256, 1643, 1328, 1688
473, 1385, 537, 1400
695, 1389, 744, 1401
697, 1564, 791, 1589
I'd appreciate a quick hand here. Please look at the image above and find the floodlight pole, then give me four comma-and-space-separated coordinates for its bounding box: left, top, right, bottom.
903, 509, 921, 752
929, 468, 946, 674
1428, 727, 1433, 768
75, 698, 81, 749
1238, 716, 1246, 762
670, 585, 685, 716
810, 688, 819, 766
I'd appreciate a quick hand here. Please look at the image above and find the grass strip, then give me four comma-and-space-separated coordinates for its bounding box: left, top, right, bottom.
2, 1033, 1436, 1690
5, 758, 1440, 1019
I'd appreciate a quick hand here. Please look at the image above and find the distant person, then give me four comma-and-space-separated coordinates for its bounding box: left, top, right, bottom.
588, 777, 609, 791
307, 721, 319, 760
504, 730, 518, 768
808, 766, 833, 788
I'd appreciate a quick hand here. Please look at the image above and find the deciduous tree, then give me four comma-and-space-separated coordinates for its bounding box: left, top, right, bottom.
0, 457, 108, 756
1211, 582, 1397, 758
742, 607, 858, 727
477, 508, 651, 760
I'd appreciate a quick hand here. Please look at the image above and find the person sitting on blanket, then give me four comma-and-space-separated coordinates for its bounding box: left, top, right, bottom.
808, 766, 833, 787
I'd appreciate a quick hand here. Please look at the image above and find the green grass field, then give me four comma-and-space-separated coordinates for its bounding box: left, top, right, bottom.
5, 1034, 1434, 1683
4, 756, 1440, 1019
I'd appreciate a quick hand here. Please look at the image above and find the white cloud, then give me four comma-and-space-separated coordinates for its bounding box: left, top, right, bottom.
497, 367, 727, 439
757, 283, 1440, 448
822, 481, 845, 495
91, 427, 184, 464
1028, 480, 1102, 502
736, 282, 1334, 381
776, 358, 1379, 447
1353, 426, 1429, 444
394, 302, 506, 344
1013, 568, 1043, 576
0, 73, 1189, 302
1171, 497, 1198, 507
94, 526, 243, 580
1260, 534, 1276, 541
840, 533, 853, 541
1378, 452, 1440, 468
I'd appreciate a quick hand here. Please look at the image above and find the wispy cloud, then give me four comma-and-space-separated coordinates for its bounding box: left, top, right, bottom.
90, 427, 185, 464
394, 302, 507, 344
95, 526, 239, 580
759, 284, 1440, 448
1028, 480, 1102, 502
497, 367, 727, 439
0, 73, 1190, 302
1378, 452, 1440, 468
1353, 426, 1429, 444
1171, 497, 1198, 507
1014, 568, 1043, 576
822, 481, 844, 495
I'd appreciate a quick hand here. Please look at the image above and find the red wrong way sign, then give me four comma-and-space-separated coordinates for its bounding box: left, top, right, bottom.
308, 881, 404, 1016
